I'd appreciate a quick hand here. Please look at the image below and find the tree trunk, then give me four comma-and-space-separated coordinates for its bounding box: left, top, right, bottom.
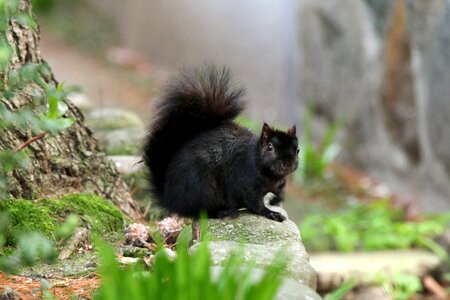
0, 0, 140, 220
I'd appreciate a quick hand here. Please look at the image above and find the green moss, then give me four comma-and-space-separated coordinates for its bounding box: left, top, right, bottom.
39, 194, 124, 235
0, 194, 125, 247
0, 199, 57, 245
20, 251, 98, 278
106, 145, 139, 156
206, 212, 299, 245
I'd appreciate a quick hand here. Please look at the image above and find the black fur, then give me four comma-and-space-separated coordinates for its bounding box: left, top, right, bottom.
143, 65, 298, 222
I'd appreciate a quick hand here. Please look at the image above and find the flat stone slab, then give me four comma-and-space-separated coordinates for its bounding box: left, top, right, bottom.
310, 250, 441, 290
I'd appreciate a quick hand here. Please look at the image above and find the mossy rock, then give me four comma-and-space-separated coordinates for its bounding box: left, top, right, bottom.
194, 209, 318, 290
0, 194, 125, 246
96, 128, 145, 155
85, 108, 145, 131
1, 200, 58, 241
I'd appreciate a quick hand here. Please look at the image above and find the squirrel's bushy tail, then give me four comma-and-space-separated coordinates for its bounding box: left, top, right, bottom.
143, 65, 245, 201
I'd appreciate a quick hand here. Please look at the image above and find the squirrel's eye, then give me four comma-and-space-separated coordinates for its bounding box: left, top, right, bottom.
267, 143, 274, 152
296, 148, 300, 155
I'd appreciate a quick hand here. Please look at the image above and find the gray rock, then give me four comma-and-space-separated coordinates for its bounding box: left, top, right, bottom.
407, 0, 450, 211
121, 245, 150, 258
310, 250, 441, 291
67, 92, 94, 111
210, 266, 321, 300
194, 210, 318, 290
297, 0, 450, 212
297, 0, 412, 195
298, 0, 380, 123
276, 277, 321, 300
424, 2, 450, 188
206, 212, 299, 246
96, 128, 145, 155
108, 155, 143, 174
85, 108, 144, 131
206, 241, 317, 290
117, 256, 140, 265
58, 227, 91, 260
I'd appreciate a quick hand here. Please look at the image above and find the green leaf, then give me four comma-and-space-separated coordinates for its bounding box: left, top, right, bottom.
40, 116, 74, 134
7, 69, 19, 88
46, 95, 59, 119
6, 0, 21, 14
321, 143, 341, 165
55, 214, 79, 241
17, 232, 57, 266
19, 63, 40, 81
0, 150, 27, 172
45, 82, 69, 119
0, 39, 12, 71
12, 12, 37, 29
56, 81, 65, 92
324, 280, 357, 300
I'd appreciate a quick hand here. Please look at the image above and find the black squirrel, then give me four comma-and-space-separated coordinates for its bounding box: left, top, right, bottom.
143, 66, 299, 222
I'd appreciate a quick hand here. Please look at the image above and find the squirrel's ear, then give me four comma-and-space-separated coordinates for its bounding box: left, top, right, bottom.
287, 125, 296, 136
261, 123, 271, 142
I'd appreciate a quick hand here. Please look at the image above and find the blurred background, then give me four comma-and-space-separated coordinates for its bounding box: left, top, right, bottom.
34, 0, 450, 214
26, 0, 450, 297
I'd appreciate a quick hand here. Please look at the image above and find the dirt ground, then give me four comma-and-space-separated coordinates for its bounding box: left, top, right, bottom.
0, 273, 100, 300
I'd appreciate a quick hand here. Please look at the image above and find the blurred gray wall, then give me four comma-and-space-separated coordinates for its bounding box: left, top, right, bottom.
89, 0, 301, 126
297, 0, 450, 212
88, 0, 450, 212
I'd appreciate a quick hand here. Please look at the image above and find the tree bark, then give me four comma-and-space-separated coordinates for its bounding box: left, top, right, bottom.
0, 0, 140, 220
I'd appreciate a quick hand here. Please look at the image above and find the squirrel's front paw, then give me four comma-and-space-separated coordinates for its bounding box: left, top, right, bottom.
266, 211, 286, 222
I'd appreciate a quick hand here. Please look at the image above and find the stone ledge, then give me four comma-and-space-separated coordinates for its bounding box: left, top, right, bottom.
310, 250, 441, 291
191, 209, 320, 299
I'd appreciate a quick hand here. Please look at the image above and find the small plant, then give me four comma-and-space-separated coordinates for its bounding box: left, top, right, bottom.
324, 280, 357, 300
0, 211, 78, 274
300, 200, 450, 252
376, 272, 422, 300
295, 106, 341, 184
95, 236, 285, 300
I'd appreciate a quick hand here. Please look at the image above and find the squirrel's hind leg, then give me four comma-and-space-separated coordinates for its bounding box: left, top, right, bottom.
216, 208, 241, 219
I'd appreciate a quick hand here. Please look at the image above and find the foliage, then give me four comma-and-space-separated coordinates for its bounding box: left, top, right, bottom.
0, 211, 78, 274
375, 272, 422, 300
236, 116, 262, 133
31, 0, 56, 13
95, 237, 284, 300
295, 106, 341, 184
0, 150, 27, 198
40, 194, 125, 234
0, 199, 58, 244
0, 194, 125, 247
300, 200, 450, 252
322, 272, 423, 300
324, 281, 357, 300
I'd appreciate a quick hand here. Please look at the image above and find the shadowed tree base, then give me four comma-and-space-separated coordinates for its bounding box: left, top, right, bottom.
0, 0, 140, 220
